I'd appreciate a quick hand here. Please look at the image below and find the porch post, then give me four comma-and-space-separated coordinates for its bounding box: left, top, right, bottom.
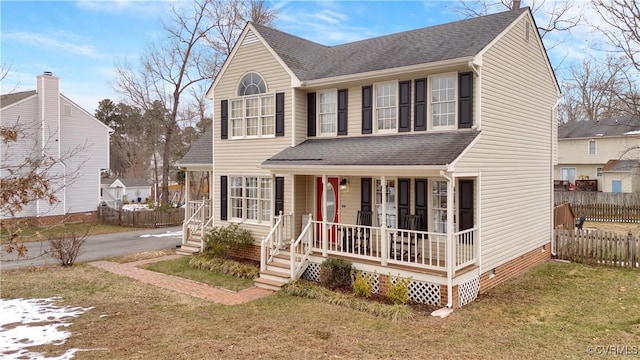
185, 170, 190, 210
446, 174, 455, 306
380, 176, 388, 266
322, 175, 328, 257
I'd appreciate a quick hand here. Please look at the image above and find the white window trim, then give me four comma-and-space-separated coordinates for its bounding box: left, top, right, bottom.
373, 81, 398, 134
229, 94, 276, 139
317, 88, 338, 136
236, 71, 268, 96
228, 175, 273, 225
588, 139, 597, 155
429, 72, 458, 131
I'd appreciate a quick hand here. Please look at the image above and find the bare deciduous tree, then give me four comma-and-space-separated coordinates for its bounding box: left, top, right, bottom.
592, 0, 640, 117
114, 0, 277, 204
559, 57, 628, 123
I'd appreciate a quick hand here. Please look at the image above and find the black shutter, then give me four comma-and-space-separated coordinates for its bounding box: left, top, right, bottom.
399, 80, 411, 132
220, 176, 228, 220
307, 92, 316, 137
361, 86, 372, 134
459, 180, 474, 231
275, 92, 285, 136
275, 176, 284, 216
458, 72, 473, 129
415, 179, 428, 231
360, 178, 372, 214
220, 100, 228, 139
337, 89, 348, 135
398, 178, 410, 229
414, 78, 427, 131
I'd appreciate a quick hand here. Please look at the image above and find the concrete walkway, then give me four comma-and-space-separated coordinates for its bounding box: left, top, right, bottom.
89, 255, 272, 305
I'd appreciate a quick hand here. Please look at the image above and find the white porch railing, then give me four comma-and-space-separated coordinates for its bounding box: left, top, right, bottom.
182, 199, 212, 245
290, 214, 313, 278
308, 220, 477, 273
260, 212, 293, 271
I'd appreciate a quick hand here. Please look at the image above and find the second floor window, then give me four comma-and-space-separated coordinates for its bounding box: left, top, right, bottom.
376, 82, 397, 131
431, 74, 456, 128
588, 139, 596, 155
231, 73, 275, 138
319, 90, 337, 135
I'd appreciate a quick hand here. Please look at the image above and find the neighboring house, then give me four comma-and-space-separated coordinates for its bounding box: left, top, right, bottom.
1, 72, 112, 224
176, 127, 213, 241
101, 177, 152, 205
182, 7, 559, 309
556, 116, 640, 192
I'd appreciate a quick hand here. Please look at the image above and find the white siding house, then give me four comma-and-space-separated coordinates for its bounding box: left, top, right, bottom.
1, 72, 112, 221
180, 7, 559, 309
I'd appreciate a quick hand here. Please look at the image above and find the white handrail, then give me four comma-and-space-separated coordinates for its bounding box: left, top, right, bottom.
290, 213, 313, 279
182, 200, 207, 245
261, 212, 284, 271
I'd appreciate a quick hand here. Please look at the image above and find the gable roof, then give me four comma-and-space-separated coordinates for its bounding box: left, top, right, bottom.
252, 8, 528, 81
176, 127, 213, 167
261, 131, 480, 168
558, 116, 640, 139
603, 159, 640, 172
113, 178, 150, 187
0, 90, 37, 108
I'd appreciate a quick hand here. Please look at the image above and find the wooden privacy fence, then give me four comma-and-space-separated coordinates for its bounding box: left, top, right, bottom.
555, 229, 639, 268
567, 203, 640, 223
98, 206, 185, 228
554, 203, 575, 230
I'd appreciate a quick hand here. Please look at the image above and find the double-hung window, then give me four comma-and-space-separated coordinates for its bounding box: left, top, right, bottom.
588, 139, 596, 155
230, 73, 275, 138
229, 176, 272, 223
318, 90, 337, 135
375, 82, 397, 132
431, 74, 456, 128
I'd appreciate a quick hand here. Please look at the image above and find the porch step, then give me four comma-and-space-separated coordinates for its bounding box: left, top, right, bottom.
255, 253, 293, 291
175, 240, 202, 256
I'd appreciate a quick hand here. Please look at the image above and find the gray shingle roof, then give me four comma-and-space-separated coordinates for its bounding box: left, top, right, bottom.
558, 116, 640, 138
603, 159, 640, 172
176, 127, 213, 166
262, 131, 480, 167
117, 178, 150, 187
253, 8, 528, 81
1, 90, 37, 108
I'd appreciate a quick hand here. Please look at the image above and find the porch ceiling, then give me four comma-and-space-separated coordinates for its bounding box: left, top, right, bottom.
261, 130, 480, 170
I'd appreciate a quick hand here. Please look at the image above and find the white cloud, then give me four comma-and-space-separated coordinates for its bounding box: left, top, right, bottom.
75, 0, 170, 18
3, 31, 101, 58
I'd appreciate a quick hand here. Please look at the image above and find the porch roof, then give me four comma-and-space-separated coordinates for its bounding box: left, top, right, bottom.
261, 131, 480, 168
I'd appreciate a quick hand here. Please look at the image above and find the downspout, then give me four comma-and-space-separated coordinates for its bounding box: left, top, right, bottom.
468, 59, 481, 130
440, 170, 455, 309
551, 97, 561, 256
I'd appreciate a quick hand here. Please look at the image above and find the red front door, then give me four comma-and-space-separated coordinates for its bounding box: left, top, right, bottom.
316, 177, 339, 245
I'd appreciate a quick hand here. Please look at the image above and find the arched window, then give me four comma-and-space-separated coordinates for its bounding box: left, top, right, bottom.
238, 73, 266, 96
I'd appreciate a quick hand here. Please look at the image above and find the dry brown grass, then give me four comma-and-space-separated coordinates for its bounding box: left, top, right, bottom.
106, 249, 175, 264
584, 221, 640, 236
2, 260, 639, 359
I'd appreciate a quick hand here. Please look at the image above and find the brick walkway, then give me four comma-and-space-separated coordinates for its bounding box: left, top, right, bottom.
88, 255, 272, 305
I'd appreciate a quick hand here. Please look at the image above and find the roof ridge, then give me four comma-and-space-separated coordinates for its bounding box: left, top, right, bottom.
250, 22, 328, 49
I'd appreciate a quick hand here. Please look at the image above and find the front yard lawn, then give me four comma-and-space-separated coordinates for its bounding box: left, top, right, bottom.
1, 260, 638, 359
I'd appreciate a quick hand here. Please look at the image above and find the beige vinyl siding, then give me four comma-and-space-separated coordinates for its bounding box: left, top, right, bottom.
602, 171, 637, 192
213, 39, 294, 242
454, 16, 557, 273
558, 137, 640, 165
293, 88, 307, 146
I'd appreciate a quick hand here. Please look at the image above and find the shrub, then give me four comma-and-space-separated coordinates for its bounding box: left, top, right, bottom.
189, 254, 258, 279
49, 229, 88, 266
319, 258, 353, 289
351, 270, 376, 298
203, 223, 254, 259
386, 274, 411, 305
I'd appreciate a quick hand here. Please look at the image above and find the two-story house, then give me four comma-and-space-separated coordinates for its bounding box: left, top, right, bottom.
556, 116, 640, 192
1, 72, 112, 224
181, 7, 559, 309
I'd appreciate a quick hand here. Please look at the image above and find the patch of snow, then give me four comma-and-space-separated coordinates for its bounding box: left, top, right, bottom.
0, 297, 93, 359
624, 130, 640, 135
121, 204, 151, 212
139, 231, 182, 238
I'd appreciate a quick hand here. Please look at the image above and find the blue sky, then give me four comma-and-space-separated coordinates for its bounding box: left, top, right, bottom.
1, 0, 596, 114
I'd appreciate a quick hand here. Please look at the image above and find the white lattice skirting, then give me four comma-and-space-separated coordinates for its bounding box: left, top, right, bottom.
302, 263, 441, 305
458, 276, 480, 308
